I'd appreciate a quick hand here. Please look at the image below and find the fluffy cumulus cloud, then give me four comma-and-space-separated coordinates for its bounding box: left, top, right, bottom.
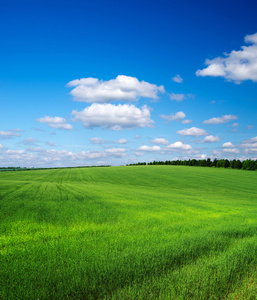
0, 144, 4, 149
36, 116, 73, 130
67, 75, 165, 103
203, 135, 220, 143
203, 115, 238, 125
160, 111, 192, 124
164, 141, 192, 151
171, 74, 183, 83
72, 104, 154, 130
150, 138, 169, 145
196, 33, 257, 83
138, 145, 161, 152
176, 127, 208, 137
223, 142, 235, 148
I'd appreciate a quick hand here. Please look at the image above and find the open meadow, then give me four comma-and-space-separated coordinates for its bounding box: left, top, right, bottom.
1, 165, 257, 299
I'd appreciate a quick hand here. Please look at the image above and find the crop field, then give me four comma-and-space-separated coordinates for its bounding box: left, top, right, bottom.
1, 166, 257, 299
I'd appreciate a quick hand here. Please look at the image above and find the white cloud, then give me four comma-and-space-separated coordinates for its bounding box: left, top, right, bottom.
160, 111, 192, 124
177, 127, 208, 137
36, 116, 73, 130
6, 149, 25, 154
138, 145, 161, 152
0, 131, 21, 138
172, 74, 183, 83
48, 123, 73, 130
37, 116, 64, 124
151, 138, 169, 145
105, 148, 127, 157
27, 147, 45, 153
203, 114, 238, 124
169, 93, 194, 102
90, 137, 105, 144
203, 135, 220, 143
72, 103, 154, 130
67, 75, 165, 103
115, 139, 128, 144
223, 142, 235, 148
134, 152, 144, 157
76, 151, 103, 160
223, 148, 240, 154
247, 125, 254, 129
237, 137, 257, 155
165, 141, 192, 151
0, 144, 4, 149
244, 148, 257, 154
196, 32, 257, 83
170, 93, 185, 102
182, 119, 192, 124
232, 123, 239, 127
241, 142, 257, 148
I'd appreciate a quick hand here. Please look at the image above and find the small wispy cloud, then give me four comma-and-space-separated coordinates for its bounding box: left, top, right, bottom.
23, 138, 38, 145
171, 74, 183, 83
150, 138, 169, 145
0, 130, 21, 139
160, 111, 192, 124
36, 116, 73, 130
114, 139, 128, 144
90, 137, 105, 144
203, 114, 238, 124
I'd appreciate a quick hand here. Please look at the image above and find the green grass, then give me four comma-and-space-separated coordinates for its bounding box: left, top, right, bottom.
1, 165, 257, 299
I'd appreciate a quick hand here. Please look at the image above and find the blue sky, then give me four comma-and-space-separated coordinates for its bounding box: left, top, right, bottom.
0, 0, 257, 167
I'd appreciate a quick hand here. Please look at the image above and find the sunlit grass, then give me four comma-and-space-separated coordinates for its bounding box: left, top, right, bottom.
0, 166, 257, 299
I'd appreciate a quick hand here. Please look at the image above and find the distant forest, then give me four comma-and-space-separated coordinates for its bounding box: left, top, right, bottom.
127, 159, 257, 170
0, 165, 111, 172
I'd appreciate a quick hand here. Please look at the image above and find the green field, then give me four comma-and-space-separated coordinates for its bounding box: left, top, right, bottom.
1, 166, 257, 299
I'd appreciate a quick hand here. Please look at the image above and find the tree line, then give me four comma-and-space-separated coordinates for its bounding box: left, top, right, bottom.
127, 159, 257, 170
0, 165, 111, 172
